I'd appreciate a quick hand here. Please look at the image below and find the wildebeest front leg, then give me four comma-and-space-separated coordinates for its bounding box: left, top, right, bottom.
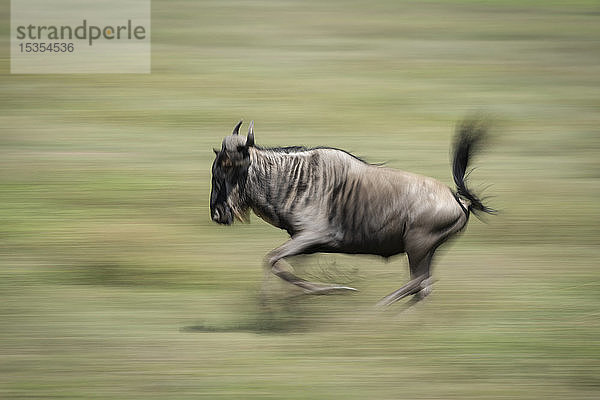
266, 234, 357, 294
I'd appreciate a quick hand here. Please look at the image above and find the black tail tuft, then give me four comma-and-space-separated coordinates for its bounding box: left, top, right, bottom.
452, 117, 496, 217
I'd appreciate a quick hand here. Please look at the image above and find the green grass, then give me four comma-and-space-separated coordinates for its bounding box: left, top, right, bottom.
1, 1, 599, 398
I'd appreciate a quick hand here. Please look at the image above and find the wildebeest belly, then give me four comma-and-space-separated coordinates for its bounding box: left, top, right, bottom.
314, 224, 406, 258
335, 237, 406, 258
309, 241, 405, 259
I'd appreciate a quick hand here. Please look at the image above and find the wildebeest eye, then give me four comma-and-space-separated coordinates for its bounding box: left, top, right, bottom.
221, 158, 233, 168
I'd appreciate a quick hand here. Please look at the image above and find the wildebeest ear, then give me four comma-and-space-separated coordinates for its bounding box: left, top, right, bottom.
213, 148, 220, 155
246, 120, 255, 147
232, 120, 243, 135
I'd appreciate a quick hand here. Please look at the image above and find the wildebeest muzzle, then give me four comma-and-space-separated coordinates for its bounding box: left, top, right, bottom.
211, 202, 234, 225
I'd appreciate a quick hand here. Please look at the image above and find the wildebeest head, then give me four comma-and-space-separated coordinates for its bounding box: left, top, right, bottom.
210, 120, 255, 225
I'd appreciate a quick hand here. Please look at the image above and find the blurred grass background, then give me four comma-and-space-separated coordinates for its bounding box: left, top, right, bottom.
1, 0, 599, 398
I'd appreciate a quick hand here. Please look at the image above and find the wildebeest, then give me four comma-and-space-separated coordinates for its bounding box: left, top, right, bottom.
210, 119, 494, 305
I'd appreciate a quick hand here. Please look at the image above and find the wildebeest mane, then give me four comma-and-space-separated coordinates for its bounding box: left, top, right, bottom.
257, 145, 370, 164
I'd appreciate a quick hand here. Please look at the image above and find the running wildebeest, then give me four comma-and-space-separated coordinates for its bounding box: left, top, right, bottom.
210, 119, 494, 305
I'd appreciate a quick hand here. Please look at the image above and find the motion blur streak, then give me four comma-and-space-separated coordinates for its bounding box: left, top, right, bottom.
1, 1, 599, 399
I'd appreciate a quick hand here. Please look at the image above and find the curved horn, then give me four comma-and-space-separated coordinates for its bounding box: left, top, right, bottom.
246, 121, 255, 147
232, 120, 243, 135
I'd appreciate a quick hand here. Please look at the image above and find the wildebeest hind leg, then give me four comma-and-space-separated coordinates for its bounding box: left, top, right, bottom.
266, 234, 357, 294
376, 274, 428, 307
381, 215, 466, 307
377, 251, 434, 307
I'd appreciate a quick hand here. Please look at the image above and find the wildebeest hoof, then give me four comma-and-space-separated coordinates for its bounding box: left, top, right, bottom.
416, 278, 434, 300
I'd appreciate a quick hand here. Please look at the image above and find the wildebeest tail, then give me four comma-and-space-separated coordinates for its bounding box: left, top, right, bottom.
452, 117, 496, 216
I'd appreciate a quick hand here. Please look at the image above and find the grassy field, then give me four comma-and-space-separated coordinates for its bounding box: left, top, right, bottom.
1, 1, 599, 398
